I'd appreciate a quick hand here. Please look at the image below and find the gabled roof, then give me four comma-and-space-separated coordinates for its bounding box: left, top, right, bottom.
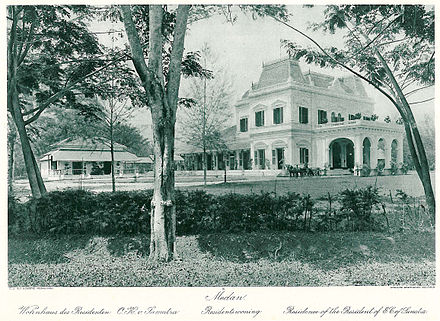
50, 138, 128, 152
39, 137, 139, 162
41, 150, 139, 162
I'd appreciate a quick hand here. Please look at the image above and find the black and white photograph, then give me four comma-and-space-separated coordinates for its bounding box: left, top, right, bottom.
4, 2, 438, 320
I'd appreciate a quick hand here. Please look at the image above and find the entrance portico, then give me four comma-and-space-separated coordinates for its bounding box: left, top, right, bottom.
314, 120, 404, 170
329, 138, 354, 169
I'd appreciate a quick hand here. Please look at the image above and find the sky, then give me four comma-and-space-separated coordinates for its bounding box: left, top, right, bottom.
93, 5, 434, 139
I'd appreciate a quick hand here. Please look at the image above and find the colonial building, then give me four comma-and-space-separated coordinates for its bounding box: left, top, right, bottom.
38, 138, 152, 179
178, 57, 405, 173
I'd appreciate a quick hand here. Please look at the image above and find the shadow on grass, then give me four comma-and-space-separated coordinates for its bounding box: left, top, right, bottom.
196, 231, 435, 270
9, 231, 434, 271
8, 234, 92, 264
107, 236, 150, 257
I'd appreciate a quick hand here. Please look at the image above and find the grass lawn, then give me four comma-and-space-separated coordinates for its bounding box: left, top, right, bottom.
185, 172, 434, 198
13, 171, 433, 200
9, 231, 434, 287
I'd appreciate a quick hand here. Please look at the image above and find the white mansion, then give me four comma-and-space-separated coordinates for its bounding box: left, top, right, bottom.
178, 57, 405, 173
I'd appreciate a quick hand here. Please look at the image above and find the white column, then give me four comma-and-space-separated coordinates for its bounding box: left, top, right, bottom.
370, 139, 378, 169
325, 147, 329, 168
385, 144, 391, 168
354, 136, 362, 168
250, 143, 255, 170
398, 138, 404, 164
235, 150, 240, 170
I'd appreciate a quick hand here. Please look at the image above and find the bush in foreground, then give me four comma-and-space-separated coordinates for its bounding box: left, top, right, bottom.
8, 187, 432, 236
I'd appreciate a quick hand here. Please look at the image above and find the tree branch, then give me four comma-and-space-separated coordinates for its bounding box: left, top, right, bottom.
166, 5, 190, 111
17, 11, 37, 67
272, 16, 400, 112
120, 5, 150, 86
408, 97, 434, 105
24, 57, 124, 125
404, 84, 434, 97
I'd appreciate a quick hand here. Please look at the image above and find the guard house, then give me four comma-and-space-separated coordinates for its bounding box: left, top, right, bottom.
38, 138, 151, 179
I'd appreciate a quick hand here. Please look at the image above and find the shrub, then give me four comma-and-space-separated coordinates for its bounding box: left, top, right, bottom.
390, 161, 399, 175
376, 160, 385, 176
400, 163, 409, 175
361, 164, 371, 177
9, 186, 404, 236
339, 186, 382, 231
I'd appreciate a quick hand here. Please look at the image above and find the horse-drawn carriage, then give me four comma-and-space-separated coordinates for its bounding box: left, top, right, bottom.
286, 164, 321, 177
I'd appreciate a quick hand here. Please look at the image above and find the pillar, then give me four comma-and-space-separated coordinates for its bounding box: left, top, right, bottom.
370, 140, 378, 169
398, 138, 404, 164
354, 136, 362, 168
385, 144, 391, 169
250, 143, 255, 170
236, 150, 240, 170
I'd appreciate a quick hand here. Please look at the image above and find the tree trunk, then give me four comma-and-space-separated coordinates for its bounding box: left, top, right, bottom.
203, 145, 207, 185
110, 139, 116, 192
374, 50, 435, 219
110, 114, 116, 192
8, 8, 46, 199
8, 128, 16, 193
203, 65, 207, 186
121, 4, 189, 262
149, 121, 176, 261
9, 90, 46, 198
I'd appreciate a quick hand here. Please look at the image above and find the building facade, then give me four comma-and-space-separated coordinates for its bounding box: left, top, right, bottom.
178, 57, 405, 173
39, 138, 152, 179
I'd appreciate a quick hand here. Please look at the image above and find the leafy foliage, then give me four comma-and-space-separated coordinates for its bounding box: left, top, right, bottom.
9, 186, 420, 236
339, 186, 381, 231
281, 5, 434, 90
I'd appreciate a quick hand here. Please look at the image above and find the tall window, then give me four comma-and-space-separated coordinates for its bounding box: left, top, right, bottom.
254, 149, 266, 169
240, 117, 248, 132
318, 110, 327, 124
255, 110, 264, 127
299, 107, 308, 124
273, 107, 283, 124
300, 148, 309, 164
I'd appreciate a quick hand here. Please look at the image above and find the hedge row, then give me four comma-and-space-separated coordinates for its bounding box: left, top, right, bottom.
10, 187, 424, 236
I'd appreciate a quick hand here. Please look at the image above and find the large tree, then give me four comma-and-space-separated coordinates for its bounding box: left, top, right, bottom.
120, 4, 288, 261
179, 44, 234, 184
7, 5, 122, 198
277, 5, 435, 218
121, 5, 194, 262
